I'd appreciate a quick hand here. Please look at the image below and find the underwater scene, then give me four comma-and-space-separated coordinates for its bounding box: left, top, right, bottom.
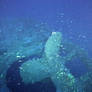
0, 0, 92, 92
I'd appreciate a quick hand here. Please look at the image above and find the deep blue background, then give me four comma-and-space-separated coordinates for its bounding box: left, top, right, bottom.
0, 0, 92, 56
0, 0, 92, 92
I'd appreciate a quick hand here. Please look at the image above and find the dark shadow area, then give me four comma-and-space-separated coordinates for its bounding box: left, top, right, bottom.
66, 58, 88, 78
6, 55, 56, 92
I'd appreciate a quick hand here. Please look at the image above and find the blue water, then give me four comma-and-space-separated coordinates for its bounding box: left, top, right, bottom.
0, 0, 92, 54
0, 0, 92, 92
